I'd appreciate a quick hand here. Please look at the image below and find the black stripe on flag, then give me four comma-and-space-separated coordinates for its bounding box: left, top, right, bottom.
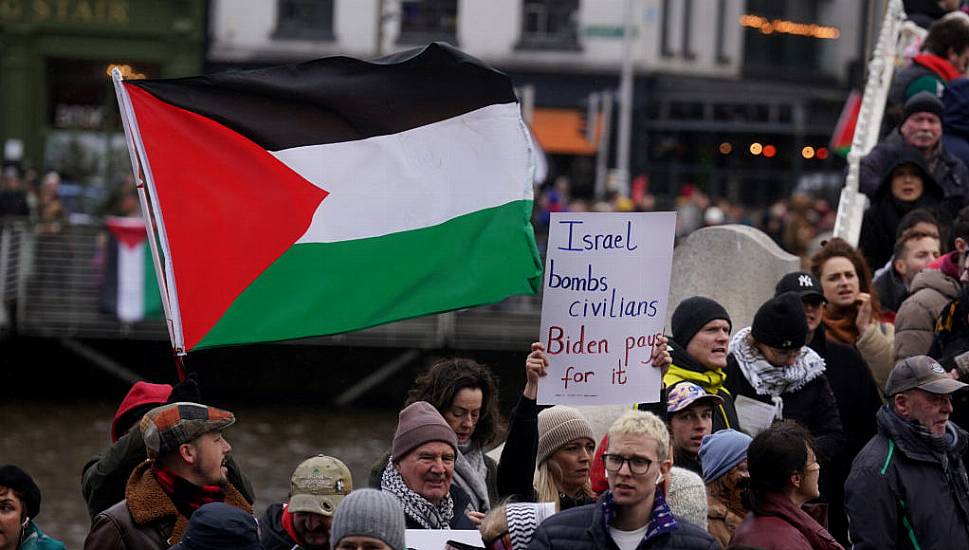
129, 42, 518, 151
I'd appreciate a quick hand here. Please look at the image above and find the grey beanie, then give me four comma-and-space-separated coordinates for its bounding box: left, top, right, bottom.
330, 489, 406, 550
666, 466, 708, 529
537, 406, 595, 465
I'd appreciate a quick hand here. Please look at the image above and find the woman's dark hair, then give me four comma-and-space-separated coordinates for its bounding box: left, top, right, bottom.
745, 421, 814, 513
405, 357, 504, 448
809, 237, 882, 312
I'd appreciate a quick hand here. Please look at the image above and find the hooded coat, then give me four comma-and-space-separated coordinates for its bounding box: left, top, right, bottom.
859, 146, 946, 270
845, 406, 969, 549
859, 133, 969, 213
894, 253, 963, 361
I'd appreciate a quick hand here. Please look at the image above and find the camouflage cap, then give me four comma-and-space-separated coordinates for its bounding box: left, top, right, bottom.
140, 402, 235, 458
288, 455, 353, 516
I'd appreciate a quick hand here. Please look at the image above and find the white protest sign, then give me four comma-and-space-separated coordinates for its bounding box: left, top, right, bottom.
405, 529, 484, 549
538, 212, 675, 406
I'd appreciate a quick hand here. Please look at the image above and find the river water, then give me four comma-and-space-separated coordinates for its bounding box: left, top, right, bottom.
1, 400, 399, 549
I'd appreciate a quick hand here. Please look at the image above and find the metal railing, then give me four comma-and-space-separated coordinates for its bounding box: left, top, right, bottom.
1, 220, 544, 350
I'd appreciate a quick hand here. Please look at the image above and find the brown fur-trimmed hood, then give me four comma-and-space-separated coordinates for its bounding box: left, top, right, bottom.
125, 460, 253, 544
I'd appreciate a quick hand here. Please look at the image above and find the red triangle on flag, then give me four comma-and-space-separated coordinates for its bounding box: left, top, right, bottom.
106, 216, 149, 250
126, 84, 328, 351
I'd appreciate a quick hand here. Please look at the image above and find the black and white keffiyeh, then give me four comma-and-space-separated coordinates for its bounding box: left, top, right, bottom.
729, 327, 826, 399
380, 458, 455, 529
506, 502, 556, 549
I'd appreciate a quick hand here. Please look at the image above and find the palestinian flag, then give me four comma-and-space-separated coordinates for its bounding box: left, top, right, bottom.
100, 217, 162, 322
830, 89, 861, 157
116, 43, 542, 352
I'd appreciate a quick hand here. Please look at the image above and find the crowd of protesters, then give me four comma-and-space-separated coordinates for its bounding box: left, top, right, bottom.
10, 5, 969, 550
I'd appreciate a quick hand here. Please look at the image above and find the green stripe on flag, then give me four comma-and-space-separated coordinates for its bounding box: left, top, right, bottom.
142, 242, 163, 319
195, 200, 542, 349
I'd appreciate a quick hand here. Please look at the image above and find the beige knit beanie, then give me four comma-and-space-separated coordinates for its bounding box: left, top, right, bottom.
536, 406, 595, 465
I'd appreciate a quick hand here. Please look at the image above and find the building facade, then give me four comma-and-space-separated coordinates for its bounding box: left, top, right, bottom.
208, 0, 871, 204
0, 0, 206, 187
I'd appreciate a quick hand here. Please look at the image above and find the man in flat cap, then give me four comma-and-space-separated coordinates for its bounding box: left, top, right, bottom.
84, 402, 252, 550
846, 356, 969, 549
260, 455, 353, 550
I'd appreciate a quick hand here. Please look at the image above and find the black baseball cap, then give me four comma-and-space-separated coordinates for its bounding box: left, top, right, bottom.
775, 272, 826, 303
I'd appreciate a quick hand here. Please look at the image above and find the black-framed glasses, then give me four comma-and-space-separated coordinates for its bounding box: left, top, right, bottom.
603, 453, 653, 474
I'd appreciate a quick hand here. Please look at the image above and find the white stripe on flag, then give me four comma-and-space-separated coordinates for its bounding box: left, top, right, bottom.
271, 102, 534, 244
117, 242, 145, 322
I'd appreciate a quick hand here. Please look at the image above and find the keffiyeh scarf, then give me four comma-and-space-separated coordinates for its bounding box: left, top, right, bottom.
729, 328, 827, 397
380, 458, 455, 529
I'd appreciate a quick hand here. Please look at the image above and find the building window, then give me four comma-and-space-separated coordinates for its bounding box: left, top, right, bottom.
273, 0, 335, 41
660, 0, 674, 57
516, 0, 581, 51
681, 0, 696, 60
715, 0, 730, 64
397, 0, 458, 45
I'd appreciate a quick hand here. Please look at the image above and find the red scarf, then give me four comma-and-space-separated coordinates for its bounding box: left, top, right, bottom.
913, 54, 962, 82
280, 504, 304, 546
152, 463, 226, 519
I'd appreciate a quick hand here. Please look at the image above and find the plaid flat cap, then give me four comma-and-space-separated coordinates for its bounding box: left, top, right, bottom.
140, 402, 235, 458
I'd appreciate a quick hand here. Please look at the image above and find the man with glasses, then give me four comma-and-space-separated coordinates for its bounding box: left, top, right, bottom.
846, 356, 969, 549
529, 410, 717, 550
774, 271, 882, 546
377, 401, 476, 530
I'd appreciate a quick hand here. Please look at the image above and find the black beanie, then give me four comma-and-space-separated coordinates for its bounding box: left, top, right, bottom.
751, 292, 808, 350
671, 296, 732, 347
903, 91, 943, 123
0, 465, 41, 519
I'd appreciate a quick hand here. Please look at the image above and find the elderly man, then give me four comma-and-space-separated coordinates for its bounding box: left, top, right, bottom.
845, 356, 969, 549
329, 489, 406, 550
378, 401, 476, 529
84, 402, 252, 549
529, 410, 717, 550
260, 455, 352, 550
862, 92, 969, 213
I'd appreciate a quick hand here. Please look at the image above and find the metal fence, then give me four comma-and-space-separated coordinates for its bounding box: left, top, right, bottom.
0, 220, 544, 350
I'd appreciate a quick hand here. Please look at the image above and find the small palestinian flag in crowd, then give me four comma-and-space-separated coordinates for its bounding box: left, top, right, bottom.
100, 216, 162, 322
116, 42, 542, 352
830, 89, 861, 157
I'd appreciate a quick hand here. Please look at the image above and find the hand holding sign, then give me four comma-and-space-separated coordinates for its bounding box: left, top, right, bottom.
538, 212, 676, 406
524, 342, 549, 400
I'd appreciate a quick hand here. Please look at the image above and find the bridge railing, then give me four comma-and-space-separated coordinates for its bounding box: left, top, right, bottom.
1, 220, 545, 350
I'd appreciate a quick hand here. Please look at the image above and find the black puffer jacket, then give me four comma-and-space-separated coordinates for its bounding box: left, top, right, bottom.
257, 503, 300, 550
723, 353, 845, 467
845, 406, 969, 550
526, 495, 718, 550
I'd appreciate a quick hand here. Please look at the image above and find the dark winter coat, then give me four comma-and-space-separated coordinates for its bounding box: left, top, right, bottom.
944, 78, 969, 173
808, 326, 883, 546
526, 495, 718, 550
873, 264, 911, 314
400, 483, 477, 530
845, 406, 969, 549
859, 133, 969, 214
724, 354, 846, 467
257, 503, 299, 550
730, 492, 843, 550
859, 146, 946, 270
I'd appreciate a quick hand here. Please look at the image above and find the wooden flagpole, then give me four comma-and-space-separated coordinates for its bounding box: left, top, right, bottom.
111, 68, 187, 358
